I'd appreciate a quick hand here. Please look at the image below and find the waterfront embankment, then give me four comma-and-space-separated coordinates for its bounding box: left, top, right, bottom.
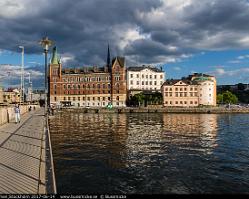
60, 106, 249, 114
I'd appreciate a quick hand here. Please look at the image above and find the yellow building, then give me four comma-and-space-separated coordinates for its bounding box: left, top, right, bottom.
162, 73, 217, 107
2, 89, 20, 104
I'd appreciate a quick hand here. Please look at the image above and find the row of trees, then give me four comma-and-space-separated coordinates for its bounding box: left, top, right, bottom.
217, 91, 238, 104
128, 90, 239, 107
128, 92, 163, 107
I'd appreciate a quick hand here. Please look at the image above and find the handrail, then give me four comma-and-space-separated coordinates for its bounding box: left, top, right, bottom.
45, 115, 57, 194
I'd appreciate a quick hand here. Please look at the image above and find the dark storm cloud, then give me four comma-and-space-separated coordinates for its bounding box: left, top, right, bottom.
1, 0, 249, 66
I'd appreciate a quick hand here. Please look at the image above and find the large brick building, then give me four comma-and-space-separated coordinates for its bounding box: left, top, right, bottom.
49, 47, 127, 107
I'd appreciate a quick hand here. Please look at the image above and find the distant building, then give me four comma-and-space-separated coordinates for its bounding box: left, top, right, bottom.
49, 46, 127, 107
162, 73, 217, 107
2, 89, 20, 104
127, 66, 165, 97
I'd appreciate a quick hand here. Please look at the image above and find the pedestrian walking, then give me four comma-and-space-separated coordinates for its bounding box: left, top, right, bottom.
14, 104, 21, 124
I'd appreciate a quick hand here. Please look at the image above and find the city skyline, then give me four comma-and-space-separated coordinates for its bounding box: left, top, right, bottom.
1, 0, 249, 88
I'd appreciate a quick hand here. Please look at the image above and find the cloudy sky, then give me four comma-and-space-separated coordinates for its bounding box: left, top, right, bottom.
1, 0, 249, 89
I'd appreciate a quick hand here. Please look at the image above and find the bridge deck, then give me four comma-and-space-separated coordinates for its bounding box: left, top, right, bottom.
0, 108, 46, 194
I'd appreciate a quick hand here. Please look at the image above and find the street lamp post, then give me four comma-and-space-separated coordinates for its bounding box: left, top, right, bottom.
19, 46, 24, 104
39, 37, 53, 115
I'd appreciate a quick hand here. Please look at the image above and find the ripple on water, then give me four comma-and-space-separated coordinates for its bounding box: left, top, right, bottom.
49, 112, 249, 194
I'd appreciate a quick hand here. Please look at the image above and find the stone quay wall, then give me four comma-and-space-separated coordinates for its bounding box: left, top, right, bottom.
60, 106, 249, 114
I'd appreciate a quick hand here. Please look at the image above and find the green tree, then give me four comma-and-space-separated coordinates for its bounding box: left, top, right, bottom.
217, 94, 223, 104
222, 91, 238, 104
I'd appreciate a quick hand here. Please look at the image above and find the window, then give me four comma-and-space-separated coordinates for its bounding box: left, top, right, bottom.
130, 74, 133, 78
73, 97, 75, 101
137, 74, 139, 78
103, 97, 106, 101
150, 75, 152, 79
78, 97, 80, 101
142, 74, 144, 78
154, 75, 157, 79
137, 81, 139, 85
160, 75, 163, 79
175, 88, 178, 91
142, 81, 144, 85
154, 81, 157, 85
130, 80, 133, 85
175, 101, 178, 104
146, 75, 148, 78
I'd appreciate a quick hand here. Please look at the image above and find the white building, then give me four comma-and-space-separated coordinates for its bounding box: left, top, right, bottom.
127, 66, 165, 96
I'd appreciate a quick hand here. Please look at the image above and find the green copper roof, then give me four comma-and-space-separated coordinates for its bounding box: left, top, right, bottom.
193, 76, 212, 82
51, 46, 60, 64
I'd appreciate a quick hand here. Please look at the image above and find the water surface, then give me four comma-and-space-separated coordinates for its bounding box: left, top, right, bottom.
49, 112, 249, 194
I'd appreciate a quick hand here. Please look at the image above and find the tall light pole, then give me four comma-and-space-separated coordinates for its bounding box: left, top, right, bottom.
39, 36, 53, 115
19, 46, 24, 104
27, 72, 32, 103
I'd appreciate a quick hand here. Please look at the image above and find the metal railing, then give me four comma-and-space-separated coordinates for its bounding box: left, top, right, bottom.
45, 116, 57, 194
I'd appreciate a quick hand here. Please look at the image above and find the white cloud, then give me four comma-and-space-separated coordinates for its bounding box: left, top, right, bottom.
0, 64, 43, 80
60, 54, 75, 64
173, 66, 181, 71
210, 67, 249, 78
0, 0, 47, 18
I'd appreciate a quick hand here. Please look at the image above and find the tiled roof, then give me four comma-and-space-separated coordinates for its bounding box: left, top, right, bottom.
162, 79, 199, 86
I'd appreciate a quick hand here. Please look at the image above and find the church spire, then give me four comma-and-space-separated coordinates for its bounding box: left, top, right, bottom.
51, 46, 59, 65
107, 44, 111, 71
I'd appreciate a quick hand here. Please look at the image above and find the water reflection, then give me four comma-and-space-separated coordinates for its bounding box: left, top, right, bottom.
49, 112, 249, 194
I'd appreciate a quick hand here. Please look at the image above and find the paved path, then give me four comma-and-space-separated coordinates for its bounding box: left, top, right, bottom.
0, 108, 46, 194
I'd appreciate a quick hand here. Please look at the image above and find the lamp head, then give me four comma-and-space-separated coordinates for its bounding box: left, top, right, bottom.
39, 36, 53, 51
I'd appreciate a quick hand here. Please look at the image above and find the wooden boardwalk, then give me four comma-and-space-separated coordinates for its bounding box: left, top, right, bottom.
0, 108, 46, 194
